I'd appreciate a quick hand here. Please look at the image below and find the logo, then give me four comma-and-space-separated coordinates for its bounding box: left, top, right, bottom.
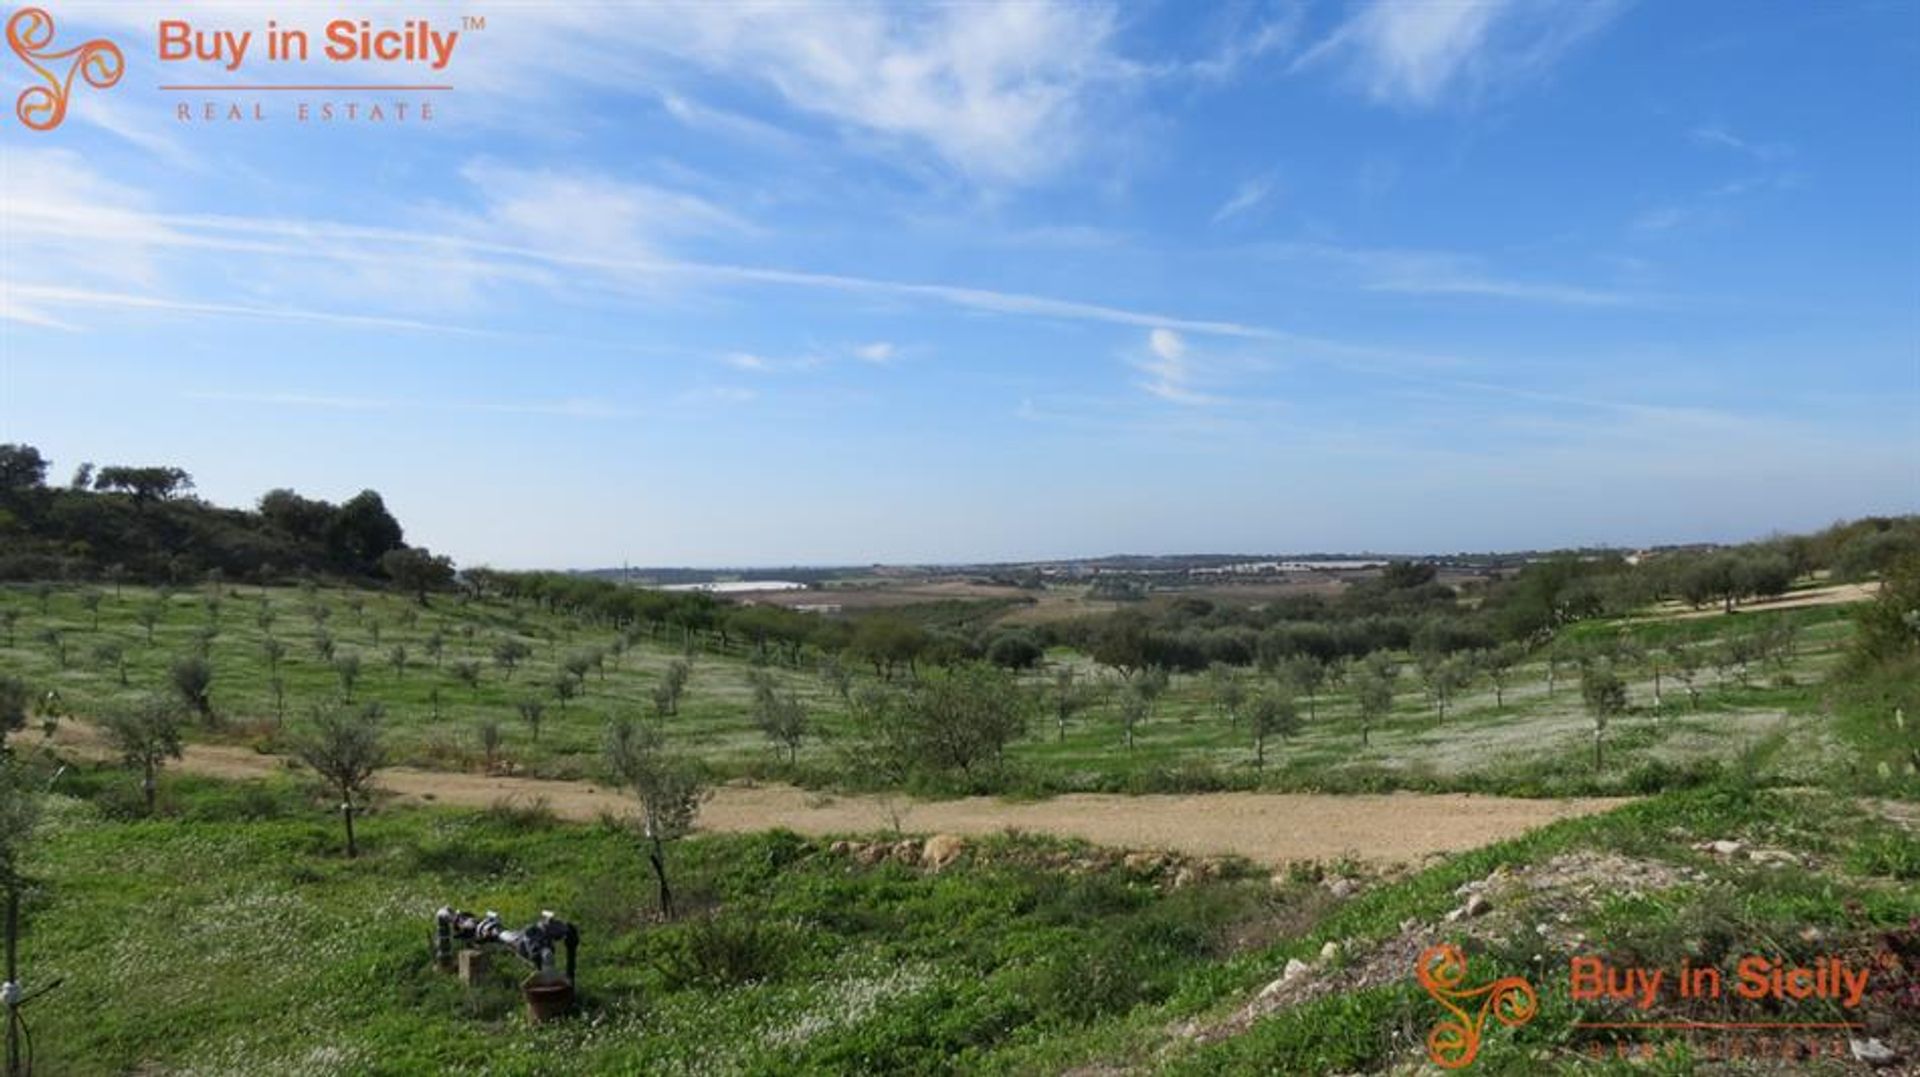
8, 6, 123, 131
1417, 944, 1539, 1069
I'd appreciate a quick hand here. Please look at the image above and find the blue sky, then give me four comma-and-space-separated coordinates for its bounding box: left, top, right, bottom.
2, 0, 1916, 567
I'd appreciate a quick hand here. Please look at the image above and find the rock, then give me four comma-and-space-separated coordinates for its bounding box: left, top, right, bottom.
1326, 877, 1359, 899
1256, 976, 1289, 1001
853, 843, 886, 866
1172, 867, 1198, 889
1708, 840, 1744, 857
1318, 941, 1341, 963
1124, 852, 1164, 876
829, 840, 852, 856
920, 834, 966, 872
1748, 849, 1798, 867
1284, 958, 1311, 981
1849, 1038, 1899, 1067
1464, 893, 1493, 917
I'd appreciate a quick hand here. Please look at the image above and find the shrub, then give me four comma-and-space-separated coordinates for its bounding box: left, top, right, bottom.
654, 909, 791, 989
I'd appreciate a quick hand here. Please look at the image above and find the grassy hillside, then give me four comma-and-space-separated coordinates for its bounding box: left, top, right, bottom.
0, 581, 1880, 797
10, 769, 1915, 1075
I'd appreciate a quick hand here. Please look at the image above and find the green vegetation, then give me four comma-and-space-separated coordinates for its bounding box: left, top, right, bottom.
2, 758, 1912, 1074
0, 572, 1888, 799
4, 445, 1917, 1073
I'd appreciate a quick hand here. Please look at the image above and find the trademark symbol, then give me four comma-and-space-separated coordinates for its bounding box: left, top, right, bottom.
462, 15, 486, 31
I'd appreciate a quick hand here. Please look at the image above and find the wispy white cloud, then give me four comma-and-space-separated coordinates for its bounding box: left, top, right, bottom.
6, 284, 495, 336
1262, 241, 1639, 306
1213, 174, 1280, 225
603, 1, 1140, 185
1295, 0, 1624, 108
4, 154, 1499, 385
720, 351, 822, 374
1132, 327, 1221, 405
854, 341, 897, 363
1689, 123, 1791, 163
1185, 2, 1305, 83
181, 391, 629, 417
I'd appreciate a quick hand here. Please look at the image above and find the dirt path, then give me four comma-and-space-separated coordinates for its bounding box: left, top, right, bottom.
1638, 581, 1878, 623
48, 723, 1627, 867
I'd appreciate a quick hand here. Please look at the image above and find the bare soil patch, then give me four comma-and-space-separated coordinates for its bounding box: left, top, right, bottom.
48, 723, 1627, 868
1639, 581, 1878, 623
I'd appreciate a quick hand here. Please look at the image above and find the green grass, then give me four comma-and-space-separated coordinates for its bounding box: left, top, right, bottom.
0, 581, 1873, 798
15, 770, 1302, 1076
12, 765, 1917, 1075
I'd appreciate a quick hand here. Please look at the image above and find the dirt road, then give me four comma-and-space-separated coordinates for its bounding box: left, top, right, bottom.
1640, 581, 1878, 622
49, 724, 1627, 867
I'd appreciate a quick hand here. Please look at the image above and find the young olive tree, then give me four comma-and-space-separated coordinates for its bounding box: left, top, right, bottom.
477, 717, 503, 772
1049, 665, 1090, 741
1248, 691, 1301, 770
1354, 661, 1396, 749
604, 716, 708, 920
333, 652, 362, 703
1280, 655, 1327, 722
750, 677, 810, 764
516, 698, 548, 742
102, 695, 184, 815
1580, 663, 1628, 773
295, 703, 385, 858
169, 655, 214, 725
1207, 663, 1246, 728
1119, 687, 1149, 751
1481, 644, 1521, 707
659, 659, 692, 716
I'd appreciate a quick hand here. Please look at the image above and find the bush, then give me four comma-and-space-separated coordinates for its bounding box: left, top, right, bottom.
654, 909, 792, 988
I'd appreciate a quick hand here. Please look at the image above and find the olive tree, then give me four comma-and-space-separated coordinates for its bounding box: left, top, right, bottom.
1279, 655, 1327, 721
1119, 687, 1149, 751
604, 716, 708, 920
1480, 644, 1521, 707
295, 704, 385, 858
516, 697, 548, 742
102, 695, 184, 814
169, 655, 214, 724
134, 598, 162, 641
333, 652, 362, 702
1207, 663, 1246, 728
852, 665, 1029, 779
1580, 663, 1628, 773
1248, 691, 1301, 770
493, 637, 531, 680
92, 641, 128, 686
477, 717, 503, 772
659, 659, 692, 716
750, 677, 810, 764
1049, 665, 1090, 741
1354, 660, 1396, 749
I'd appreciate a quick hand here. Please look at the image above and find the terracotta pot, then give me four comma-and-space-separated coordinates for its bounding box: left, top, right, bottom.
523, 977, 574, 1023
